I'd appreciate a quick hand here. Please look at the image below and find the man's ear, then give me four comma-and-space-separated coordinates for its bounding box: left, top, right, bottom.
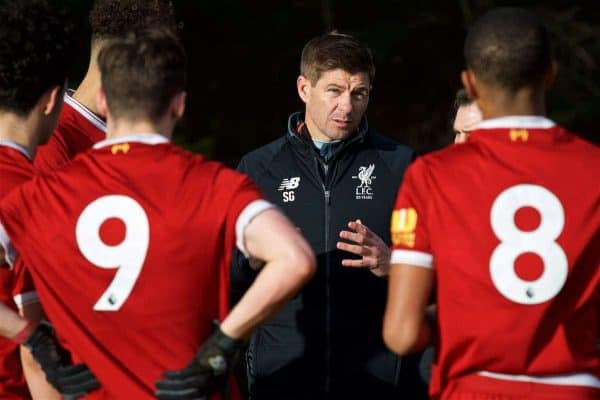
41, 85, 63, 116
96, 87, 109, 119
297, 75, 311, 104
171, 91, 186, 119
544, 60, 558, 89
461, 69, 479, 101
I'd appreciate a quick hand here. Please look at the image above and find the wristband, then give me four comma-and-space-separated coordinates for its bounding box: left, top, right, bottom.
12, 320, 36, 344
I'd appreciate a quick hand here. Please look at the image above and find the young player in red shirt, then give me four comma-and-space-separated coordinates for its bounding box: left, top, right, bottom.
0, 1, 100, 399
0, 29, 316, 400
34, 0, 178, 172
383, 7, 599, 400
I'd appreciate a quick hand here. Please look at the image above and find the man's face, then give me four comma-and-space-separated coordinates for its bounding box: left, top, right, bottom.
298, 68, 370, 142
453, 102, 482, 143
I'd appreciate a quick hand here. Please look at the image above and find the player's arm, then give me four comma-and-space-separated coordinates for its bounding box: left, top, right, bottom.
221, 208, 316, 338
156, 207, 316, 400
18, 303, 61, 400
0, 223, 100, 398
383, 262, 434, 355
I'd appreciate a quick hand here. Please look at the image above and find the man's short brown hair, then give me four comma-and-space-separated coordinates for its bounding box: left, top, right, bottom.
300, 32, 375, 85
98, 28, 186, 123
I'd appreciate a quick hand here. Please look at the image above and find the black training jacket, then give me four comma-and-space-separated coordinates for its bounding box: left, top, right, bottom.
232, 112, 427, 399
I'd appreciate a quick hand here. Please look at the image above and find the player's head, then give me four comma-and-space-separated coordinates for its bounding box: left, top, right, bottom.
461, 8, 556, 116
97, 28, 186, 132
297, 32, 374, 142
0, 0, 73, 141
451, 89, 482, 144
0, 0, 73, 115
89, 0, 177, 43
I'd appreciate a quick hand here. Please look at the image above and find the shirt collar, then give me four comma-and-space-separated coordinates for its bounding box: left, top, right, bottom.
0, 140, 32, 160
64, 90, 107, 132
476, 115, 556, 130
93, 133, 168, 149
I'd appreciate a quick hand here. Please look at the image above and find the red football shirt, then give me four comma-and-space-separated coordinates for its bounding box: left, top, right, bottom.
390, 117, 600, 396
34, 90, 106, 172
0, 134, 270, 399
0, 142, 38, 399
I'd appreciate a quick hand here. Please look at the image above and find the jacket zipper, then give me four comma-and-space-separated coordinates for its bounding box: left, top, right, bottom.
323, 185, 331, 394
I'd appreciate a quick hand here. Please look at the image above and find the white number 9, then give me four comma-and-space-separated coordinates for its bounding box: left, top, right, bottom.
76, 195, 149, 311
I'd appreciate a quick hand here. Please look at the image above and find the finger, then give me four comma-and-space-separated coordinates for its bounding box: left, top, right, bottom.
339, 230, 365, 245
342, 257, 377, 269
336, 241, 367, 256
57, 366, 101, 394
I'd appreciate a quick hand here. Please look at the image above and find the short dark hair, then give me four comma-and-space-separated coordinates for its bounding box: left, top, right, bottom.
89, 0, 177, 41
464, 7, 551, 90
300, 32, 375, 85
0, 0, 73, 115
98, 28, 186, 123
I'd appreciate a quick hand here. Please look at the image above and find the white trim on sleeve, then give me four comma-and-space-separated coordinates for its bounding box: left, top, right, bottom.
0, 222, 16, 268
477, 371, 600, 388
235, 199, 275, 257
13, 291, 39, 308
390, 249, 434, 269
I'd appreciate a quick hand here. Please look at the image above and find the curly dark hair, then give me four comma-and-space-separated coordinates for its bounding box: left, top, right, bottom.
0, 0, 74, 115
89, 0, 177, 40
98, 28, 186, 122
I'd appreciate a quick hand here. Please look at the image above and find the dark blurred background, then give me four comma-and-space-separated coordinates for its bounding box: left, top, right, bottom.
67, 0, 599, 165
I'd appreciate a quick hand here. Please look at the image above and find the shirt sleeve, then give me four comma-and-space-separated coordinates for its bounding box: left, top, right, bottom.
390, 158, 434, 269
11, 258, 38, 308
0, 179, 36, 269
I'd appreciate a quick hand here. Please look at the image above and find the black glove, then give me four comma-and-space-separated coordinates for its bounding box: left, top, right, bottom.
155, 326, 244, 400
23, 320, 100, 399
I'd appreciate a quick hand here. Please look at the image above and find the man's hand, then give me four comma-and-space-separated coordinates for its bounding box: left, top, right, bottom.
22, 321, 100, 400
337, 219, 391, 277
155, 326, 244, 400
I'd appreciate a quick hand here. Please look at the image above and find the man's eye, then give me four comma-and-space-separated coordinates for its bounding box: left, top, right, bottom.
328, 88, 340, 94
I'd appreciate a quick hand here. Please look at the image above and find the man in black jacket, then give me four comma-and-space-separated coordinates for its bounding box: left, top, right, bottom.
232, 32, 428, 399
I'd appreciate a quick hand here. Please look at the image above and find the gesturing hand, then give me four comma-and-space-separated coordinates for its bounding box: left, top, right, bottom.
337, 219, 391, 277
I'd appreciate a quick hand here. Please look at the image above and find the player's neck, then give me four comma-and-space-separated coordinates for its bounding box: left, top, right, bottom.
105, 118, 173, 141
72, 68, 102, 117
72, 42, 104, 118
479, 86, 546, 120
0, 112, 42, 157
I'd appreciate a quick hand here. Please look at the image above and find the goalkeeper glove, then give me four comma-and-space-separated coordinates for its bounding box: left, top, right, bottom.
19, 320, 100, 399
155, 326, 243, 400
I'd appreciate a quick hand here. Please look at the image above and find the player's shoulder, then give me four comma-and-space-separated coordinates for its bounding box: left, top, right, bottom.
414, 141, 476, 173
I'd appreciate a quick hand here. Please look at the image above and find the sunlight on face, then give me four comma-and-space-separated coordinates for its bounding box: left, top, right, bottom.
453, 102, 482, 143
301, 69, 370, 142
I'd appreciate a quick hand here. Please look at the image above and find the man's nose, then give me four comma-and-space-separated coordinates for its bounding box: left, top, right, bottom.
337, 92, 353, 113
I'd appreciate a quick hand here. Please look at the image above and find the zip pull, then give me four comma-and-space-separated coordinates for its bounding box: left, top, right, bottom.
324, 190, 331, 205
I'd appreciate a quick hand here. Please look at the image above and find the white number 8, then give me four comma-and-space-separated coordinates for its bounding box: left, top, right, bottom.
490, 184, 568, 305
76, 195, 149, 311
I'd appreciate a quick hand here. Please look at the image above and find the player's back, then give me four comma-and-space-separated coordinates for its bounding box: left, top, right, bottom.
419, 117, 599, 388
0, 135, 261, 399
